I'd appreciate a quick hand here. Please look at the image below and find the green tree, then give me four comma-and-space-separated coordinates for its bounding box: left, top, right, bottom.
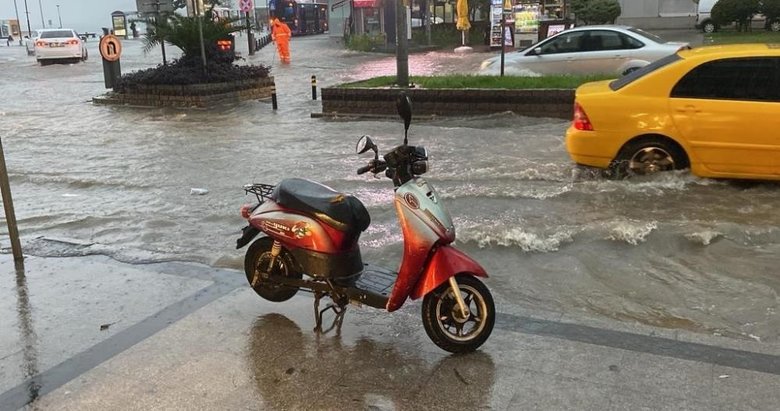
143, 5, 244, 65
571, 0, 621, 25
760, 0, 780, 30
711, 0, 760, 32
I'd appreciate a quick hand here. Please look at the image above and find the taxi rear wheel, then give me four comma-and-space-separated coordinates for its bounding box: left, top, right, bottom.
610, 138, 688, 178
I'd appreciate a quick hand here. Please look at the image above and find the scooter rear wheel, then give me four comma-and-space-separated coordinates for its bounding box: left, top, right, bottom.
422, 274, 495, 353
244, 237, 301, 302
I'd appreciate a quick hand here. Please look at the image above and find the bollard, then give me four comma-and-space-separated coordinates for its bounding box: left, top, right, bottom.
271, 84, 278, 110
311, 75, 318, 100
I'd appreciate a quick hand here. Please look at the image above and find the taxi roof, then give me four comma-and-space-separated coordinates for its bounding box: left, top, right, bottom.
678, 43, 780, 59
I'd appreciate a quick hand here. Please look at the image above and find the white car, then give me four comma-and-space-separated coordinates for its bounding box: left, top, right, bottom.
479, 25, 689, 77
34, 28, 88, 65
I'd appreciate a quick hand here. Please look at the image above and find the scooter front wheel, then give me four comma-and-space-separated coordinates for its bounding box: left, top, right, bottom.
244, 237, 301, 302
422, 274, 495, 353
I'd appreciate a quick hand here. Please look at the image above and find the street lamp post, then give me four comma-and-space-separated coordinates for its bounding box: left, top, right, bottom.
12, 0, 23, 44
23, 0, 32, 37
57, 5, 62, 28
37, 0, 45, 27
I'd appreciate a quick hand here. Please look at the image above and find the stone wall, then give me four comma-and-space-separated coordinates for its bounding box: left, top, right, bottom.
93, 77, 275, 108
321, 88, 575, 119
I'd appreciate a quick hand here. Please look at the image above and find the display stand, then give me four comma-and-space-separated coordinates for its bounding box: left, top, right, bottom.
489, 0, 514, 49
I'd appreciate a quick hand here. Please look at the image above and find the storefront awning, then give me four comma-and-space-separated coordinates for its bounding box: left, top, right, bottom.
353, 0, 381, 8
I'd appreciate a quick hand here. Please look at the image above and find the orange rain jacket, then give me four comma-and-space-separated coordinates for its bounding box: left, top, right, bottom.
271, 18, 292, 63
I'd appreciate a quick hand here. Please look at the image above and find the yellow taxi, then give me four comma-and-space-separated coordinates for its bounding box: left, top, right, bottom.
565, 44, 780, 180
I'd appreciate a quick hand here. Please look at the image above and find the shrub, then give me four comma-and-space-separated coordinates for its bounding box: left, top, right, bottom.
571, 0, 622, 25
345, 33, 387, 51
711, 0, 760, 31
760, 0, 780, 27
411, 21, 487, 47
114, 59, 270, 91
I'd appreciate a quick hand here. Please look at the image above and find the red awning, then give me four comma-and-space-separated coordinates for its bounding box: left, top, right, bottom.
353, 0, 381, 8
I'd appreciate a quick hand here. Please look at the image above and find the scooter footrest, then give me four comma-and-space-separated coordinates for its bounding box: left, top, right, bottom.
355, 264, 396, 295
346, 264, 397, 309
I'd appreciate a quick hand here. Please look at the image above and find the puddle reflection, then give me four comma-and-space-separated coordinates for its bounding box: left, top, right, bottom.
248, 313, 496, 409
14, 263, 40, 403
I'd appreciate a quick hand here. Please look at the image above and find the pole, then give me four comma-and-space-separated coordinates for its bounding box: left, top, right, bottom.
152, 1, 168, 65
499, 15, 505, 77
196, 1, 207, 74
0, 138, 23, 264
246, 11, 254, 55
23, 0, 32, 37
311, 75, 317, 100
37, 0, 44, 27
57, 5, 62, 28
13, 0, 23, 44
396, 0, 409, 88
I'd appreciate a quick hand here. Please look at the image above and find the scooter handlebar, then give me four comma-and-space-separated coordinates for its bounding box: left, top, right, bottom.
357, 160, 387, 175
357, 163, 373, 175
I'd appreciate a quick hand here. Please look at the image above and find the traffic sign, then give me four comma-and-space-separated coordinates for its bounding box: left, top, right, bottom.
239, 0, 253, 12
136, 0, 174, 15
99, 34, 123, 62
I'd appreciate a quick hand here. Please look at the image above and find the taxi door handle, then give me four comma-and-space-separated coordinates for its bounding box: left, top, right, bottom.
676, 105, 701, 114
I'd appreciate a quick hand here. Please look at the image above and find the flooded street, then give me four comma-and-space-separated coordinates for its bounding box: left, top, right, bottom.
0, 34, 778, 345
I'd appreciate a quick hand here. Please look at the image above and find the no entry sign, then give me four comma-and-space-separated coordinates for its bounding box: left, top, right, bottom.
239, 0, 253, 12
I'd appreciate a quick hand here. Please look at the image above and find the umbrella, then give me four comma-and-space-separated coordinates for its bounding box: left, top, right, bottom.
456, 0, 471, 31
456, 0, 470, 47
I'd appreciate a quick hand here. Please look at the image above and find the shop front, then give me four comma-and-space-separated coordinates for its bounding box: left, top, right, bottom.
353, 0, 385, 37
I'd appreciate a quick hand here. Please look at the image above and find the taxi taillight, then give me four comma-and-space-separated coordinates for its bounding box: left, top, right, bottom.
67, 39, 79, 45
36, 40, 46, 46
573, 102, 594, 131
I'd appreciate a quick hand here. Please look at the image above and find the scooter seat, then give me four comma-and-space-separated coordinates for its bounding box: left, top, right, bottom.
273, 178, 370, 233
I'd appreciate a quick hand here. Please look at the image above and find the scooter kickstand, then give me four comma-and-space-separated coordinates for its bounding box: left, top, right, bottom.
312, 292, 347, 334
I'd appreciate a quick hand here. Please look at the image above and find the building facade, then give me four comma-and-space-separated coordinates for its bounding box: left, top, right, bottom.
615, 0, 697, 29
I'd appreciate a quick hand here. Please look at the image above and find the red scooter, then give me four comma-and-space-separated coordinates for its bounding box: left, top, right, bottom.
236, 94, 495, 353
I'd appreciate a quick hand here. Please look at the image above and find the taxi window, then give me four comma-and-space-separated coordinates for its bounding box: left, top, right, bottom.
671, 57, 780, 102
609, 53, 681, 90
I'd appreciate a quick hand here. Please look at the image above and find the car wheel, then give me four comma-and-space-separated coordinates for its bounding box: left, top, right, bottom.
703, 21, 717, 33
770, 20, 780, 32
609, 138, 689, 178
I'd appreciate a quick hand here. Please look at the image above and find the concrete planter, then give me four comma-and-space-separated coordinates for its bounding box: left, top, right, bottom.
320, 87, 575, 119
93, 77, 275, 108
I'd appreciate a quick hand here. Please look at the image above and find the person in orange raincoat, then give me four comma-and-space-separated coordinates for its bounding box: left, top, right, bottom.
270, 17, 292, 64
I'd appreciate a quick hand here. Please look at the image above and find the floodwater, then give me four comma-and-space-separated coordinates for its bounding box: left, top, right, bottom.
0, 34, 778, 343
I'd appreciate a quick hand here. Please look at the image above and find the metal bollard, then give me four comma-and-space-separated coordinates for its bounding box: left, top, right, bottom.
311, 75, 317, 100
271, 84, 278, 110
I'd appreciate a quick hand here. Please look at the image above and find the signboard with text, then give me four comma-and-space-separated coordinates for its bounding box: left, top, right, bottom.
136, 0, 175, 15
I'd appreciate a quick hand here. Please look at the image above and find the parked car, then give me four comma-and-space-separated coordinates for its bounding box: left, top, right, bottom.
565, 43, 780, 181
479, 25, 689, 77
695, 0, 780, 33
33, 28, 88, 65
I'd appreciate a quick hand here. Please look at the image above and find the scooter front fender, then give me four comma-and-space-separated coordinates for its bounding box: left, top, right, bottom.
410, 245, 488, 301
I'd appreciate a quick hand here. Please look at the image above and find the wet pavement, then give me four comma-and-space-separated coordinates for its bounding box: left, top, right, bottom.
2, 253, 780, 410
0, 28, 778, 409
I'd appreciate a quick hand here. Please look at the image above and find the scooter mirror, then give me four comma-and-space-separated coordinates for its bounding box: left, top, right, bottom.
356, 135, 376, 155
396, 93, 412, 145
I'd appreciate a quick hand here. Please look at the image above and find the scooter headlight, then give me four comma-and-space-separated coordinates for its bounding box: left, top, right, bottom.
411, 160, 428, 175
